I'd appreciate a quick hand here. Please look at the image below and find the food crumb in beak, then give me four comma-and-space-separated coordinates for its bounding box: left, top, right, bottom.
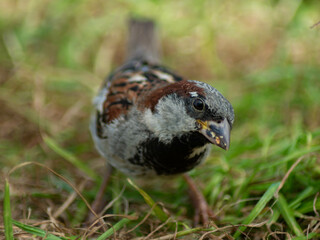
206, 130, 213, 138
215, 137, 220, 145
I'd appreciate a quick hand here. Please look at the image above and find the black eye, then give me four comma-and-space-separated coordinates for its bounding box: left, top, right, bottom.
192, 98, 205, 111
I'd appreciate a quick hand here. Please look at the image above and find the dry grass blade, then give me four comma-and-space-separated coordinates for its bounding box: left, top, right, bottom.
8, 161, 99, 221
310, 21, 320, 29
275, 155, 312, 198
95, 213, 136, 240
313, 192, 320, 219
53, 180, 87, 219
127, 178, 169, 223
142, 217, 172, 240
199, 220, 271, 240
132, 226, 215, 240
126, 201, 162, 234
82, 213, 138, 239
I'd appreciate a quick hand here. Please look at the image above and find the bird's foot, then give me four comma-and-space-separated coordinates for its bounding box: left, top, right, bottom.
183, 174, 218, 227
86, 165, 113, 224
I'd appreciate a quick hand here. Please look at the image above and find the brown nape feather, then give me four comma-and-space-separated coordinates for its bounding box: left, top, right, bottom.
140, 80, 205, 112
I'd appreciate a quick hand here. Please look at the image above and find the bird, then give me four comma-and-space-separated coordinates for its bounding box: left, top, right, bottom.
89, 18, 234, 225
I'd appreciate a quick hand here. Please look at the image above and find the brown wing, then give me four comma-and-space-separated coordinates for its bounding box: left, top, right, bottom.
100, 61, 184, 124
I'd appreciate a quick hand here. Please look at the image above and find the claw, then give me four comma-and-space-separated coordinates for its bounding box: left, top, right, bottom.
183, 174, 218, 227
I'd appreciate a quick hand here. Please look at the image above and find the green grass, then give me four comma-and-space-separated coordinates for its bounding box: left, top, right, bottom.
12, 220, 68, 240
3, 179, 13, 240
1, 0, 320, 239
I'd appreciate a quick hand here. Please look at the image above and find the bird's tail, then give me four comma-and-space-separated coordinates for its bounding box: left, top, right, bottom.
126, 18, 160, 64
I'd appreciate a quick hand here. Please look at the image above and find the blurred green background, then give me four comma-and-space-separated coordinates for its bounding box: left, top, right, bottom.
1, 0, 320, 238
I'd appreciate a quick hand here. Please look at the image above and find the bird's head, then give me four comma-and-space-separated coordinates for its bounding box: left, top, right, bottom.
141, 80, 234, 149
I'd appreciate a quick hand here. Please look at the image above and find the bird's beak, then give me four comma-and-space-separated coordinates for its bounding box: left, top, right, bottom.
197, 118, 231, 150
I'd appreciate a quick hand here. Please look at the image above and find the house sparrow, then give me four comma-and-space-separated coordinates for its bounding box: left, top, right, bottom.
89, 19, 234, 224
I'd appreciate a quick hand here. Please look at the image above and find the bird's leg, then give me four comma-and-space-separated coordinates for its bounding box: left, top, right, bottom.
183, 174, 217, 227
87, 164, 113, 224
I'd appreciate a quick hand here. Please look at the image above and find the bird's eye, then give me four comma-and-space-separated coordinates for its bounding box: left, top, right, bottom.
192, 98, 205, 111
